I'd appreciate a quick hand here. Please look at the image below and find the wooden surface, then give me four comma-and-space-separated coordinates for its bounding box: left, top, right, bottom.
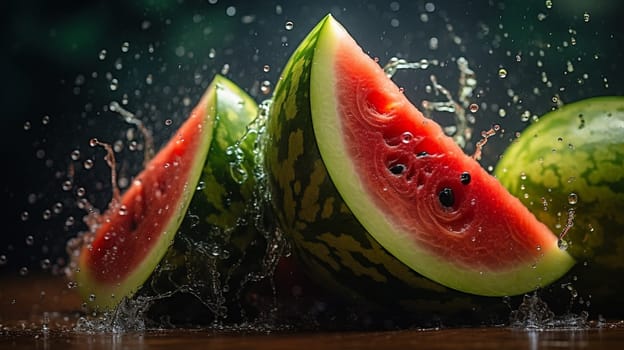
2, 274, 623, 349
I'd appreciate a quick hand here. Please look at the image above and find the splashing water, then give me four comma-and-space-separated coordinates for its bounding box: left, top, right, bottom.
66, 98, 291, 332
509, 293, 588, 330
109, 101, 155, 166
472, 124, 501, 161
384, 56, 477, 149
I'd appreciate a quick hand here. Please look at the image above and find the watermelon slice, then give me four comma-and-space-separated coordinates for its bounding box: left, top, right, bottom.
267, 14, 575, 299
74, 75, 249, 310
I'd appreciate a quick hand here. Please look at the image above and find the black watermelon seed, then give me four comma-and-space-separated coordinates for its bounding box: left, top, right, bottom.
460, 172, 471, 185
439, 187, 455, 207
389, 164, 406, 175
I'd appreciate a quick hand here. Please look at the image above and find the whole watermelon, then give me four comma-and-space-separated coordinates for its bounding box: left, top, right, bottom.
495, 96, 624, 318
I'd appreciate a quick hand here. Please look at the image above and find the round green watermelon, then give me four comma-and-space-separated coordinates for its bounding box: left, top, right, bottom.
494, 96, 624, 317
264, 14, 574, 319
72, 75, 264, 312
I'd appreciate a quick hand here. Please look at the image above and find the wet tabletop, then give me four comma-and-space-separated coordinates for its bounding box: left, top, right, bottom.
1, 275, 623, 350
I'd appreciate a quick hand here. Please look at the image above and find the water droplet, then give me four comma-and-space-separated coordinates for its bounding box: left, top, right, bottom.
25, 235, 34, 245
164, 119, 173, 126
40, 259, 51, 270
568, 192, 578, 205
545, 0, 553, 9
70, 149, 81, 161
65, 216, 75, 227
20, 211, 30, 221
583, 12, 590, 22
469, 103, 479, 113
401, 131, 413, 144
196, 181, 206, 191
89, 138, 99, 147
285, 21, 294, 30
67, 281, 77, 289
498, 68, 508, 78
109, 78, 119, 91
89, 294, 96, 301
83, 159, 94, 170
221, 63, 230, 75
520, 172, 527, 181
558, 239, 569, 251
225, 5, 236, 16
76, 187, 86, 197
19, 267, 29, 276
98, 49, 107, 60
0, 255, 7, 265
121, 41, 130, 52
263, 64, 270, 72
118, 205, 128, 216
41, 115, 50, 125
23, 121, 32, 130
536, 245, 542, 251
62, 180, 73, 191
260, 80, 272, 95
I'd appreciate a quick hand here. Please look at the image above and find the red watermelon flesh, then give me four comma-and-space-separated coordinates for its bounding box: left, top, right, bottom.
310, 15, 575, 296
75, 83, 216, 309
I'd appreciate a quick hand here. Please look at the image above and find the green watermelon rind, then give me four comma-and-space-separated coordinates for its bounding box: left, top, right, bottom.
494, 96, 624, 263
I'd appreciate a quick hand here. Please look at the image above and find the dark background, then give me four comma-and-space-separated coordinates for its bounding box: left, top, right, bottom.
1, 0, 623, 276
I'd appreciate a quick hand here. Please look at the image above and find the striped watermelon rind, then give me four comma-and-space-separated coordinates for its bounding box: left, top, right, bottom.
138, 75, 274, 319
495, 96, 624, 262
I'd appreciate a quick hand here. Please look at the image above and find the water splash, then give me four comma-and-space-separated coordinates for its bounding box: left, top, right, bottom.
385, 56, 477, 150
71, 98, 290, 333
509, 293, 588, 330
472, 124, 501, 161
109, 101, 155, 166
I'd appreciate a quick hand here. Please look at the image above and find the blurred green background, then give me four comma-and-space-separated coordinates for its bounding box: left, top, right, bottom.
1, 0, 622, 276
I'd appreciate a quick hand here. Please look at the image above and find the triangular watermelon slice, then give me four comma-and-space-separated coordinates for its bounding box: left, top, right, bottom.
72, 75, 249, 310
266, 15, 575, 299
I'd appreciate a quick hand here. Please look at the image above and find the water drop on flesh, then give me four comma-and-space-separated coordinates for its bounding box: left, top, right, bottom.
498, 68, 508, 78
285, 21, 294, 30
401, 131, 413, 144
